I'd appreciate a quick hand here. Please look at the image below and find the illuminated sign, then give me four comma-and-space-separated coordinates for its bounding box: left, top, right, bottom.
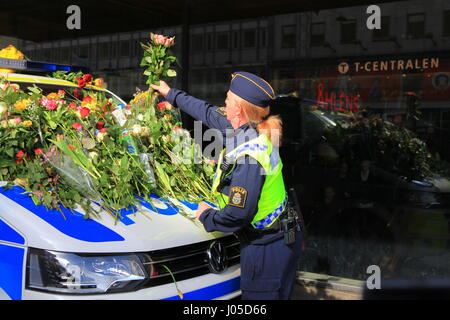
338, 58, 440, 74
316, 83, 360, 113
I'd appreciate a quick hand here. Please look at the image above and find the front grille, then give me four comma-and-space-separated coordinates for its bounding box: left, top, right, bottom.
138, 235, 240, 289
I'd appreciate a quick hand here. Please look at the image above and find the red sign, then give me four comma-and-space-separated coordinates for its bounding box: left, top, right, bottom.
316, 83, 360, 113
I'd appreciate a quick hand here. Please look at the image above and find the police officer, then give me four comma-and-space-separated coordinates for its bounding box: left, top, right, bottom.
151, 72, 303, 300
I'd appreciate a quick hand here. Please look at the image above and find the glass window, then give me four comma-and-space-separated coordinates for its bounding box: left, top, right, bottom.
120, 40, 130, 57
206, 33, 213, 51
192, 34, 203, 52
242, 29, 256, 48
407, 13, 426, 39
340, 20, 357, 44
216, 32, 229, 50
372, 16, 391, 41
311, 23, 325, 46
443, 10, 450, 36
59, 47, 70, 63
233, 30, 240, 49
281, 25, 296, 48
78, 45, 89, 59
98, 42, 110, 59
260, 28, 267, 47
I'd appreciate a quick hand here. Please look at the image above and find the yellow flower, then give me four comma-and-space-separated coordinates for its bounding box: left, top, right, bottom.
94, 78, 104, 87
23, 120, 32, 127
47, 92, 59, 100
131, 90, 150, 104
14, 100, 26, 111
13, 177, 28, 187
82, 96, 98, 110
14, 99, 30, 111
165, 114, 172, 121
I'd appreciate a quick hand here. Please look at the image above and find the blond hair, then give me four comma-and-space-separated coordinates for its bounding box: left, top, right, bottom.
235, 95, 282, 147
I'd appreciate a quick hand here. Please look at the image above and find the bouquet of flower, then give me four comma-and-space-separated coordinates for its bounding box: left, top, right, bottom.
0, 34, 216, 221
130, 33, 216, 203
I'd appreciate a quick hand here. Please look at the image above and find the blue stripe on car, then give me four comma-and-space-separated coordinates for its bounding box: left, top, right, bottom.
0, 219, 25, 245
136, 194, 179, 216
0, 186, 124, 243
162, 277, 241, 300
0, 244, 25, 300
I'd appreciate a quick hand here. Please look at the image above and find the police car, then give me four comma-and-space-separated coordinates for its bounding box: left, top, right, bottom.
0, 58, 241, 300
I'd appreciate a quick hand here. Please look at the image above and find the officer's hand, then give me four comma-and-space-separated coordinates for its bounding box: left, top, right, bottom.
196, 201, 212, 220
150, 80, 171, 98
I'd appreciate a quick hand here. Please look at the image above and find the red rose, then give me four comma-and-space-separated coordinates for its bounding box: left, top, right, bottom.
34, 148, 44, 155
68, 145, 75, 151
79, 107, 90, 118
73, 89, 82, 99
82, 74, 93, 83
72, 122, 82, 130
16, 150, 26, 159
82, 96, 92, 103
68, 102, 77, 110
96, 122, 105, 129
77, 79, 87, 88
102, 102, 112, 113
157, 101, 169, 111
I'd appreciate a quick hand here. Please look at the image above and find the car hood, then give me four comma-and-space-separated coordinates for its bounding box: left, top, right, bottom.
0, 184, 225, 253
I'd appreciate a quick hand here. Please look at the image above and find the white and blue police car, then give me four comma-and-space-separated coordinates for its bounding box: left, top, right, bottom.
0, 59, 241, 300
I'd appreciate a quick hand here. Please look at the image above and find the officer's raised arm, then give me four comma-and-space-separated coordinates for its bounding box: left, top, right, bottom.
150, 81, 230, 131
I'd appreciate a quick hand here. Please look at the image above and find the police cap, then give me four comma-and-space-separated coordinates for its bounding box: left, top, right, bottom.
229, 71, 275, 107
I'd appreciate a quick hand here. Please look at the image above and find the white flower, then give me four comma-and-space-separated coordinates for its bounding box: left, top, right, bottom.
0, 102, 7, 115
96, 131, 106, 142
133, 124, 143, 135
137, 114, 144, 121
88, 151, 99, 159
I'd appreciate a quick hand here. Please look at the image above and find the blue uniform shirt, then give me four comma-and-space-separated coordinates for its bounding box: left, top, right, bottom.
166, 88, 267, 234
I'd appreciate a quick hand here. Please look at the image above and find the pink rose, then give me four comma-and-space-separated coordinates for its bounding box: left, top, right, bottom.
72, 122, 82, 130
46, 100, 58, 110
79, 107, 90, 118
40, 98, 58, 110
156, 35, 166, 45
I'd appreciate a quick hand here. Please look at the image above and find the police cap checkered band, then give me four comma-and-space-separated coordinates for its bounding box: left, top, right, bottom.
229, 71, 275, 107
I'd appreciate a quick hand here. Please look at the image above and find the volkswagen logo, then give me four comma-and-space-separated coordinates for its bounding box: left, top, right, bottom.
206, 241, 228, 274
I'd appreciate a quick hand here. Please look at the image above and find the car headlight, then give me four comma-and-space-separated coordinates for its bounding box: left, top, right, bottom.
26, 248, 147, 294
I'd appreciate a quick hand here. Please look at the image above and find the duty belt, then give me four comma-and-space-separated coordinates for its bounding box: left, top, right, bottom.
252, 195, 288, 229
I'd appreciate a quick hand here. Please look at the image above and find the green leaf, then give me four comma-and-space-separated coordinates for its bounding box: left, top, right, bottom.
167, 69, 177, 77
27, 85, 42, 95
5, 148, 14, 158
